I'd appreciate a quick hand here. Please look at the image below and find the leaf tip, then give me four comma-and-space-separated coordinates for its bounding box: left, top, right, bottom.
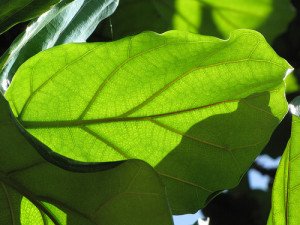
284, 67, 294, 79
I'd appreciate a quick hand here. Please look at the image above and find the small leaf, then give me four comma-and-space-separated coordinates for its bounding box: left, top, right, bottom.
267, 96, 300, 225
98, 0, 295, 42
0, 0, 119, 93
0, 94, 173, 225
5, 29, 292, 213
286, 72, 300, 94
0, 0, 61, 34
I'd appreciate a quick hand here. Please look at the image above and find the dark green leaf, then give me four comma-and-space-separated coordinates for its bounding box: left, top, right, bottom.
0, 0, 60, 34
0, 95, 173, 225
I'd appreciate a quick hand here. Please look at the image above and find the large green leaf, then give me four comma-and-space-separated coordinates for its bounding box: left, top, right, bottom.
5, 29, 292, 213
0, 0, 62, 35
0, 0, 119, 93
97, 0, 295, 42
0, 94, 173, 225
267, 97, 300, 225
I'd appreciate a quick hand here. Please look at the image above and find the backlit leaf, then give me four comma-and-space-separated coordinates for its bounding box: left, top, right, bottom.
5, 29, 292, 213
286, 72, 300, 94
267, 96, 300, 225
98, 0, 295, 42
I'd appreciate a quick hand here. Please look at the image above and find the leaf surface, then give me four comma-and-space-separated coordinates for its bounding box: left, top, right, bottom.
98, 0, 295, 42
0, 0, 119, 93
5, 29, 292, 213
0, 0, 61, 34
0, 94, 173, 225
267, 96, 300, 225
286, 72, 300, 94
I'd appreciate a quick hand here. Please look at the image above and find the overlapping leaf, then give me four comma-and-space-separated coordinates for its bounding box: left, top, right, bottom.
98, 0, 295, 42
0, 0, 61, 34
0, 94, 173, 225
5, 29, 292, 213
267, 96, 300, 225
0, 0, 119, 93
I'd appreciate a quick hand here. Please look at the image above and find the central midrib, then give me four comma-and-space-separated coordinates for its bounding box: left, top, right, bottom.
20, 98, 240, 128
20, 83, 282, 130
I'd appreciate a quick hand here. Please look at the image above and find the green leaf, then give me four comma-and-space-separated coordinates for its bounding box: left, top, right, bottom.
0, 0, 61, 35
286, 72, 300, 94
0, 0, 119, 93
0, 94, 173, 225
98, 0, 295, 42
5, 29, 292, 213
267, 96, 300, 225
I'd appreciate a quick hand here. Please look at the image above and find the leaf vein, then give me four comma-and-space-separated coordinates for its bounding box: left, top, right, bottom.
21, 90, 280, 128
0, 182, 16, 225
121, 58, 285, 117
81, 126, 130, 159
148, 118, 229, 150
158, 172, 213, 193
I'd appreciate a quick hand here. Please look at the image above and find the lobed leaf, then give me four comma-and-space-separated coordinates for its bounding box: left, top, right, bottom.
267, 96, 300, 225
0, 0, 119, 93
5, 29, 292, 213
0, 94, 173, 225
